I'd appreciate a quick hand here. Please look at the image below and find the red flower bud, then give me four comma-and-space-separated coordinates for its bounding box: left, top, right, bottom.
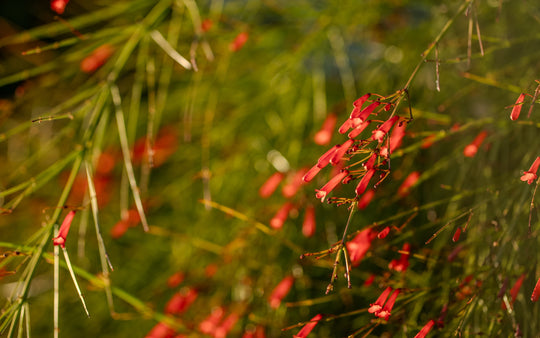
269, 276, 294, 309
510, 93, 526, 121
463, 131, 487, 157
259, 172, 284, 198
314, 114, 337, 145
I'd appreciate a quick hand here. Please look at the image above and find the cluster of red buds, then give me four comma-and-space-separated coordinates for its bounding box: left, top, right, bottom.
302, 92, 414, 205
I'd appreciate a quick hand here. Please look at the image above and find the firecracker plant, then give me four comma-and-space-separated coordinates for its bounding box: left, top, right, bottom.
1, 0, 540, 337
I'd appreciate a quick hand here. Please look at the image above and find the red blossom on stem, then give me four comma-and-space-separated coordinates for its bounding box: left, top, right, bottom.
317, 145, 340, 168
270, 202, 294, 229
302, 205, 316, 238
214, 312, 239, 338
388, 243, 410, 273
164, 287, 198, 315
452, 227, 462, 242
521, 157, 540, 184
314, 114, 337, 145
303, 164, 322, 183
294, 314, 323, 338
201, 19, 213, 32
352, 101, 381, 122
80, 44, 114, 73
315, 170, 349, 202
357, 189, 376, 209
463, 131, 487, 158
167, 272, 185, 289
145, 322, 176, 338
368, 286, 393, 314
353, 93, 371, 108
347, 120, 371, 139
330, 139, 354, 165
378, 226, 390, 239
259, 172, 284, 198
355, 169, 375, 196
531, 277, 540, 302
504, 274, 526, 309
51, 0, 69, 14
380, 119, 407, 157
230, 32, 249, 52
282, 168, 308, 198
510, 93, 526, 121
398, 171, 420, 197
421, 134, 437, 149
346, 228, 375, 266
414, 319, 435, 338
372, 116, 399, 142
376, 288, 400, 320
268, 275, 294, 309
53, 210, 77, 248
199, 307, 224, 335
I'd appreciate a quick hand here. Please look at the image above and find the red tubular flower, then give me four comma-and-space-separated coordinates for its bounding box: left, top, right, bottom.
81, 44, 114, 73
282, 168, 308, 198
414, 319, 435, 338
363, 153, 378, 171
270, 202, 294, 229
230, 32, 249, 52
51, 0, 69, 14
303, 165, 322, 183
353, 93, 372, 108
338, 118, 354, 134
398, 171, 420, 197
353, 101, 381, 122
364, 274, 376, 286
199, 307, 225, 335
330, 139, 354, 165
242, 325, 266, 338
380, 119, 407, 157
314, 114, 337, 145
294, 314, 323, 338
463, 131, 487, 157
214, 313, 239, 338
53, 210, 77, 248
509, 274, 526, 307
317, 145, 340, 168
348, 120, 371, 139
132, 127, 178, 167
355, 169, 375, 196
302, 205, 316, 238
346, 228, 375, 266
531, 277, 540, 302
315, 170, 349, 202
201, 19, 213, 33
510, 93, 526, 121
372, 116, 399, 142
421, 134, 437, 149
368, 286, 393, 314
268, 275, 294, 309
378, 226, 390, 239
259, 172, 284, 198
388, 243, 410, 273
145, 322, 176, 338
452, 227, 462, 242
167, 272, 185, 289
165, 287, 198, 315
521, 157, 540, 184
357, 189, 376, 209
376, 288, 400, 320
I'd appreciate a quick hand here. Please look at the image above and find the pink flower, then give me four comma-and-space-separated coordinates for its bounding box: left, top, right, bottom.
510, 93, 526, 121
376, 288, 400, 320
355, 169, 375, 196
463, 131, 487, 157
302, 205, 316, 238
521, 157, 540, 184
314, 114, 337, 145
315, 170, 349, 202
330, 139, 354, 165
282, 168, 308, 198
346, 228, 375, 266
398, 171, 420, 197
259, 172, 284, 198
53, 210, 77, 248
372, 116, 399, 142
368, 286, 393, 314
51, 0, 69, 14
414, 319, 435, 338
268, 276, 294, 309
294, 314, 323, 338
270, 202, 294, 229
357, 189, 376, 209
